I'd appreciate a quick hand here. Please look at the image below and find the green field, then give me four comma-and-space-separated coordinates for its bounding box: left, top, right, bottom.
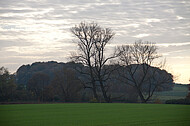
0, 103, 190, 126
154, 84, 188, 102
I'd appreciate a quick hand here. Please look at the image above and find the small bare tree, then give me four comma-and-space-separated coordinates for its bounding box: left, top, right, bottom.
70, 22, 118, 102
117, 40, 174, 103
51, 68, 83, 102
28, 72, 49, 102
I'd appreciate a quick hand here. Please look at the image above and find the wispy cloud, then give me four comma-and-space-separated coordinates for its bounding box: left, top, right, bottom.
157, 42, 190, 47
133, 34, 150, 38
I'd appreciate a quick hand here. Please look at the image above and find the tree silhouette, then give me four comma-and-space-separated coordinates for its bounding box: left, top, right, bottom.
0, 67, 16, 101
71, 22, 118, 102
117, 41, 174, 103
28, 72, 49, 102
186, 79, 190, 100
51, 68, 83, 102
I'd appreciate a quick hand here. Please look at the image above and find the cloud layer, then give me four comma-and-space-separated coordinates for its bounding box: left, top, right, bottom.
0, 0, 190, 83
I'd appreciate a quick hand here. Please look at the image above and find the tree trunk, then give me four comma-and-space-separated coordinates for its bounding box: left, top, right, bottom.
136, 88, 146, 103
99, 81, 110, 103
89, 65, 99, 102
92, 82, 99, 102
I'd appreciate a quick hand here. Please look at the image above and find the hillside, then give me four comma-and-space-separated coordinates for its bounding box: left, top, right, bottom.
154, 84, 188, 102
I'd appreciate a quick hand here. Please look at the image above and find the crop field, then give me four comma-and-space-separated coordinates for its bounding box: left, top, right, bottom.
0, 103, 190, 126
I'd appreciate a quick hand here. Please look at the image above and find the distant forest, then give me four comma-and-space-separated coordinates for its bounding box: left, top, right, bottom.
0, 61, 174, 103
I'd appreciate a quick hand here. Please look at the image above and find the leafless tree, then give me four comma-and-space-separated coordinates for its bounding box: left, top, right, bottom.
51, 68, 83, 102
70, 22, 118, 102
117, 40, 174, 103
28, 72, 49, 102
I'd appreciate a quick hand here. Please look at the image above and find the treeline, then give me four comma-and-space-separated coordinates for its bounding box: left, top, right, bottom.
0, 61, 174, 103
0, 22, 179, 103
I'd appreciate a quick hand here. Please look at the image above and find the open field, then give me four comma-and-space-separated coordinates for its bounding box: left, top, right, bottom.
0, 103, 190, 126
154, 84, 189, 102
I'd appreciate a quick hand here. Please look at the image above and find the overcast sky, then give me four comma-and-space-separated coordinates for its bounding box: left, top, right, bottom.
0, 0, 190, 84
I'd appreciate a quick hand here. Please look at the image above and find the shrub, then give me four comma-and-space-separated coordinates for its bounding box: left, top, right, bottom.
89, 98, 98, 103
155, 98, 162, 104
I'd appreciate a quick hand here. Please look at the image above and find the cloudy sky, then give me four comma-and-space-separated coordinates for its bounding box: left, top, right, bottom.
0, 0, 190, 84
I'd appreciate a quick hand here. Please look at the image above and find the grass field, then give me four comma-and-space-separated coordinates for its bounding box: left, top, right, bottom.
0, 103, 190, 126
154, 84, 188, 102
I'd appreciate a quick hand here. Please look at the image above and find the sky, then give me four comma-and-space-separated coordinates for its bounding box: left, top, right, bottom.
0, 0, 190, 84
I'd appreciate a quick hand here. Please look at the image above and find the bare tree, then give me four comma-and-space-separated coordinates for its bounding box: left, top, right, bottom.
92, 37, 120, 102
28, 72, 49, 102
117, 40, 174, 103
51, 68, 83, 102
70, 22, 117, 102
